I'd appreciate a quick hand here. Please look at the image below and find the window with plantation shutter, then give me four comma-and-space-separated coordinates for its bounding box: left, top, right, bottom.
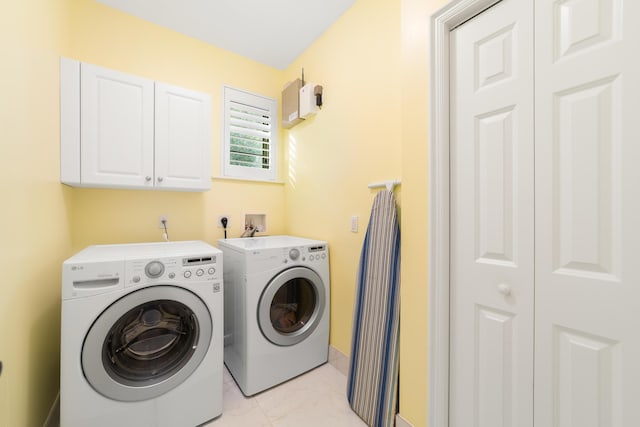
222, 86, 278, 181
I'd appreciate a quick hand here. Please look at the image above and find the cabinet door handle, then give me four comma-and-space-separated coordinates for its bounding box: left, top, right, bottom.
157, 177, 164, 183
145, 176, 152, 182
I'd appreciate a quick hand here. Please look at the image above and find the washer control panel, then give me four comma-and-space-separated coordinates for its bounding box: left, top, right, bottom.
288, 248, 300, 260
125, 254, 220, 287
145, 260, 165, 278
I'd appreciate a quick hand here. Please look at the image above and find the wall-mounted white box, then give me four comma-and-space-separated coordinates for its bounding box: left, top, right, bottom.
299, 82, 321, 119
282, 79, 303, 129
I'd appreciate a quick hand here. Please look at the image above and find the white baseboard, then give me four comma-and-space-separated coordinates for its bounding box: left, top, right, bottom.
43, 392, 59, 427
328, 345, 349, 376
395, 413, 413, 427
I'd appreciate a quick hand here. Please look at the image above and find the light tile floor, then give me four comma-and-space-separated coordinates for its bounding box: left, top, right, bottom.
205, 363, 367, 427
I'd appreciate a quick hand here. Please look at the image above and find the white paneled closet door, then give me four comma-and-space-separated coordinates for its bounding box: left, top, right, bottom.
450, 0, 640, 425
449, 0, 534, 425
534, 0, 640, 425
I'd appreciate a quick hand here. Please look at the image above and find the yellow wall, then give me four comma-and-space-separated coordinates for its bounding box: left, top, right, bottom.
1, 0, 286, 424
0, 0, 453, 425
399, 1, 449, 424
284, 0, 451, 425
284, 0, 402, 357
67, 0, 287, 251
0, 0, 73, 425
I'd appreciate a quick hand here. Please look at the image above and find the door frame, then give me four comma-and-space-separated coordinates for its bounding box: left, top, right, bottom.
427, 1, 502, 426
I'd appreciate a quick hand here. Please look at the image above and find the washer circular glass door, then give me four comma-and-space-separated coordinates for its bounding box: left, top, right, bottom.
258, 266, 326, 346
82, 285, 212, 402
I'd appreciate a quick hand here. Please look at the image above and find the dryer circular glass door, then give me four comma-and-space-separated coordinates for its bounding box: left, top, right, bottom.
258, 266, 326, 346
82, 285, 212, 402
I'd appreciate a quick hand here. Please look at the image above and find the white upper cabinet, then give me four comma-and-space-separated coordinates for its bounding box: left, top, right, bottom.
155, 82, 211, 191
60, 58, 211, 191
79, 62, 155, 188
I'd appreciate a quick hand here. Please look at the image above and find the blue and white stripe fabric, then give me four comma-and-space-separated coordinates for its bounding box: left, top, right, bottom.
347, 189, 401, 427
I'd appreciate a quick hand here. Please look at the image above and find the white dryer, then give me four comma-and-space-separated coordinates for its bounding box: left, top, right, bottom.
60, 241, 223, 427
217, 235, 330, 396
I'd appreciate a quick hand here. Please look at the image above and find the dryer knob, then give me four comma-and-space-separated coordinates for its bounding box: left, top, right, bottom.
145, 261, 165, 278
289, 248, 300, 260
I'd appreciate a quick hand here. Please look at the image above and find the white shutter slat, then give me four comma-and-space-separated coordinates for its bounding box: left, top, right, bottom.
230, 123, 271, 135
230, 109, 271, 123
230, 101, 269, 116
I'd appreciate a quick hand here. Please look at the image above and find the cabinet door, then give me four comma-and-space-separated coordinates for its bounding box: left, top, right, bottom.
155, 83, 211, 191
80, 63, 154, 188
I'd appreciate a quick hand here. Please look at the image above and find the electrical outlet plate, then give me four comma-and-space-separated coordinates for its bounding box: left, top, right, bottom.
158, 215, 168, 229
217, 215, 231, 228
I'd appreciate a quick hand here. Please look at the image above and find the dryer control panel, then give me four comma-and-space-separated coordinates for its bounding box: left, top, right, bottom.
305, 245, 328, 262
284, 245, 327, 262
244, 244, 329, 272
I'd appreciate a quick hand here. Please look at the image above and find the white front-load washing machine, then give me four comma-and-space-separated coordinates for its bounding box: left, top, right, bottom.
60, 241, 223, 427
217, 235, 330, 396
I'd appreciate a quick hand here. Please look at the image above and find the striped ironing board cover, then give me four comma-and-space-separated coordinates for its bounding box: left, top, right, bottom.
347, 190, 401, 427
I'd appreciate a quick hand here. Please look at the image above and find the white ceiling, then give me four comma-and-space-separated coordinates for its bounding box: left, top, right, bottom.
96, 0, 356, 70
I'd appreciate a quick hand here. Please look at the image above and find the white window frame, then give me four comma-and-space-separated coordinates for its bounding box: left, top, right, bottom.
221, 85, 278, 182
